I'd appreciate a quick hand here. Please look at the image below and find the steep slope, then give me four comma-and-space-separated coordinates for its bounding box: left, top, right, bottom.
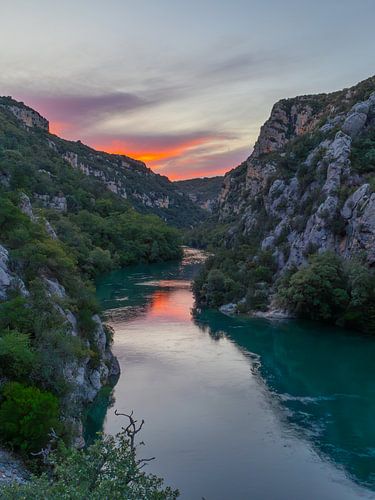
195, 76, 375, 331
174, 176, 223, 212
0, 96, 184, 460
0, 96, 207, 228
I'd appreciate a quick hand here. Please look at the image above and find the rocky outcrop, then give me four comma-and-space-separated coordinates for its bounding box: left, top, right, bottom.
34, 193, 67, 212
0, 193, 119, 451
341, 184, 375, 264
216, 76, 375, 299
0, 101, 49, 131
0, 245, 28, 299
252, 98, 324, 158
42, 276, 118, 409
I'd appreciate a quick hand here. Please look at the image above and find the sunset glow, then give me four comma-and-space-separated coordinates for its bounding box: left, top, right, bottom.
3, 2, 373, 179
93, 136, 211, 164
90, 136, 237, 179
148, 289, 192, 322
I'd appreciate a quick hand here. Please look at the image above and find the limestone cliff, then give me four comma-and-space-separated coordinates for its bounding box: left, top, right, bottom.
0, 96, 206, 228
218, 76, 375, 271
191, 76, 375, 319
0, 194, 119, 448
0, 97, 49, 131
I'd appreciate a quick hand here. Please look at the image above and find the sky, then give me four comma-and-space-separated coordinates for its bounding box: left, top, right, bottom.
0, 0, 374, 180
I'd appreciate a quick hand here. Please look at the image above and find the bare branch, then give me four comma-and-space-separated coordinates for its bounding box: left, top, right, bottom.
114, 409, 155, 474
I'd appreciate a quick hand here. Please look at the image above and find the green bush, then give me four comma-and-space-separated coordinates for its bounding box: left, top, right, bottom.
0, 296, 35, 334
0, 382, 60, 453
278, 252, 348, 320
351, 128, 375, 174
0, 331, 36, 380
278, 252, 375, 333
0, 426, 179, 499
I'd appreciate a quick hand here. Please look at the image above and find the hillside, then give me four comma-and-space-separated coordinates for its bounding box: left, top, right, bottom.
0, 96, 185, 463
194, 76, 375, 333
0, 96, 207, 228
174, 176, 223, 212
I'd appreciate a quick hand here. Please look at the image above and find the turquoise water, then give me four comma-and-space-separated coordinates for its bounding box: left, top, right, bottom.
93, 250, 375, 499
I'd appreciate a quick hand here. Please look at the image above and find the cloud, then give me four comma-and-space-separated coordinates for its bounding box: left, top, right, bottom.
155, 145, 251, 180
90, 130, 236, 169
20, 92, 147, 126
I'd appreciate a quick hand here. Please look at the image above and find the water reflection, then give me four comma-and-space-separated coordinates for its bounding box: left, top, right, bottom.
193, 310, 375, 488
92, 251, 375, 497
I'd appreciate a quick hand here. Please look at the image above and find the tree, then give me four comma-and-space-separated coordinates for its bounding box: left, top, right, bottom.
0, 331, 36, 380
0, 382, 60, 453
278, 252, 349, 321
1, 412, 179, 499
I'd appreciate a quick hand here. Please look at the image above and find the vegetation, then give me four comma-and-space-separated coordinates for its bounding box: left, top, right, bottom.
0, 382, 60, 453
0, 413, 179, 499
278, 252, 375, 333
174, 176, 223, 209
0, 101, 182, 462
185, 218, 230, 250
351, 126, 375, 175
194, 246, 276, 311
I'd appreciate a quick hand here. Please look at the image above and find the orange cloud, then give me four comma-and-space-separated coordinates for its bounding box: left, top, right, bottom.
166, 167, 229, 180
92, 136, 210, 166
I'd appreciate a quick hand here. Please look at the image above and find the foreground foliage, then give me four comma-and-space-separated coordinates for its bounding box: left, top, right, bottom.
1, 416, 179, 500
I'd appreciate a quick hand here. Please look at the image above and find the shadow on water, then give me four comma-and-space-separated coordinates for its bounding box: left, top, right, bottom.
193, 308, 375, 489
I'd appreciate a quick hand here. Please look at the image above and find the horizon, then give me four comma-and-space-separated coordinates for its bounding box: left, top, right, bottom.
1, 0, 375, 180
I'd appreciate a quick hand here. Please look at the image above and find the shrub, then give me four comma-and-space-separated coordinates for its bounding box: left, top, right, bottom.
0, 296, 35, 334
278, 252, 375, 333
278, 252, 349, 321
0, 331, 36, 380
0, 423, 179, 499
0, 382, 60, 452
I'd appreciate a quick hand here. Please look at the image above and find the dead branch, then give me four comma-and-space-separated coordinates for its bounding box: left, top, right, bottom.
114, 409, 155, 469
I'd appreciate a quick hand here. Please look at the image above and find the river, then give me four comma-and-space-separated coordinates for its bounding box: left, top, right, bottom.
89, 249, 375, 499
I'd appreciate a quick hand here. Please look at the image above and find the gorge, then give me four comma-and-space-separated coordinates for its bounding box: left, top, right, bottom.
1, 74, 375, 499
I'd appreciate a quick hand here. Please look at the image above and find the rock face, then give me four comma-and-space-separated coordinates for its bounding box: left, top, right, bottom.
0, 96, 206, 228
0, 245, 28, 299
217, 76, 375, 275
252, 97, 324, 157
0, 239, 118, 434
0, 99, 49, 131
57, 146, 204, 226
34, 193, 68, 212
0, 194, 119, 453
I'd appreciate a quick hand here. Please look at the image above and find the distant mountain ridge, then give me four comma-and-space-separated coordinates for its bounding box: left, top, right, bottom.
0, 96, 207, 228
174, 176, 223, 212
